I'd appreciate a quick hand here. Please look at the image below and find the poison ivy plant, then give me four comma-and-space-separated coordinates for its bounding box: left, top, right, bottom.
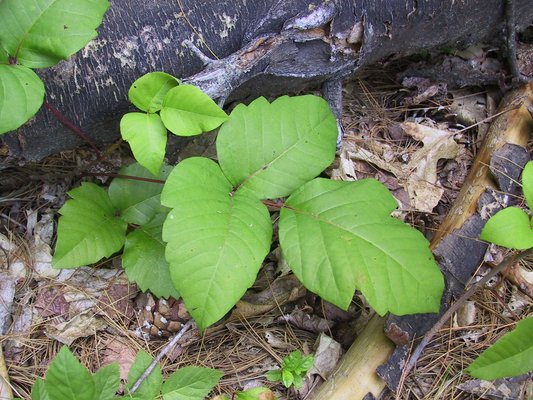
31, 346, 118, 400
120, 72, 228, 175
161, 94, 444, 329
0, 0, 109, 134
31, 346, 222, 400
480, 161, 533, 249
466, 316, 533, 380
54, 88, 444, 331
265, 351, 314, 389
53, 163, 179, 299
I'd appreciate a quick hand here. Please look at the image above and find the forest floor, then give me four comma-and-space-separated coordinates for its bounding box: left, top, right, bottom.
1, 46, 532, 400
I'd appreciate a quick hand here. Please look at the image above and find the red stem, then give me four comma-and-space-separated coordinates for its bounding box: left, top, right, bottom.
43, 100, 102, 158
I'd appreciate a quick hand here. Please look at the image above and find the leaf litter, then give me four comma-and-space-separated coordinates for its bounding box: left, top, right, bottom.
0, 60, 532, 400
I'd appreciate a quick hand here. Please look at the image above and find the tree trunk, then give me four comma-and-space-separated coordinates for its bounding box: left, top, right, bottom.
1, 0, 532, 162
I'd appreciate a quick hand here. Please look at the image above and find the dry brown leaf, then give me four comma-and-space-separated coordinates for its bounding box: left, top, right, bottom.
457, 375, 531, 399
279, 309, 334, 333
97, 283, 136, 321
45, 312, 107, 345
232, 301, 276, 321
34, 287, 70, 318
0, 272, 16, 336
309, 333, 342, 379
103, 336, 137, 380
344, 122, 462, 212
449, 90, 487, 127
453, 301, 477, 327
503, 263, 533, 299
330, 147, 358, 181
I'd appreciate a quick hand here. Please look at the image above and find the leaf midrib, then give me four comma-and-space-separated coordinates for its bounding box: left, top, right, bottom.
236, 117, 330, 193
285, 204, 420, 281
13, 0, 52, 60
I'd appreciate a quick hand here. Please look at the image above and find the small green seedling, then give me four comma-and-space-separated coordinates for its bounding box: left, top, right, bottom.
0, 0, 109, 134
480, 161, 533, 249
31, 346, 222, 400
265, 351, 314, 389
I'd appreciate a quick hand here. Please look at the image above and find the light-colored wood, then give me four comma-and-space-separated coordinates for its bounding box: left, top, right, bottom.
0, 346, 13, 400
308, 314, 394, 400
431, 82, 533, 247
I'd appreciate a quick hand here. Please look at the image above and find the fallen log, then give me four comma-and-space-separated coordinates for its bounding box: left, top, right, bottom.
1, 0, 533, 162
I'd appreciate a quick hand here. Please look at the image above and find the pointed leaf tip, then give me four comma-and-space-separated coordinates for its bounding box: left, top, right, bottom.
120, 112, 168, 176
467, 316, 533, 380
161, 157, 272, 329
44, 346, 95, 400
53, 182, 127, 268
217, 95, 338, 199
279, 178, 444, 315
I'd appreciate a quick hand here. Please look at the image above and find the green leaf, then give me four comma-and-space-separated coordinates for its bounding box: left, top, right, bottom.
292, 374, 304, 389
128, 72, 179, 113
44, 346, 95, 400
466, 316, 533, 380
217, 95, 337, 199
0, 64, 44, 134
125, 351, 162, 400
235, 387, 274, 400
522, 161, 532, 211
0, 0, 109, 68
31, 378, 50, 400
265, 370, 282, 383
300, 355, 315, 372
120, 113, 168, 176
160, 85, 228, 136
480, 207, 533, 250
161, 157, 272, 329
161, 366, 223, 400
0, 47, 9, 63
123, 213, 179, 299
108, 162, 171, 225
93, 363, 120, 400
281, 370, 294, 388
282, 351, 314, 375
279, 178, 444, 314
53, 182, 127, 268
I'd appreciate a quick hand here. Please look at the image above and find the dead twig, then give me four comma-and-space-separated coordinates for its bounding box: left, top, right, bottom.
399, 246, 533, 391
129, 320, 196, 394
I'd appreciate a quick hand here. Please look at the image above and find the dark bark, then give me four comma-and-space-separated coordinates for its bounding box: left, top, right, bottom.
1, 0, 532, 162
